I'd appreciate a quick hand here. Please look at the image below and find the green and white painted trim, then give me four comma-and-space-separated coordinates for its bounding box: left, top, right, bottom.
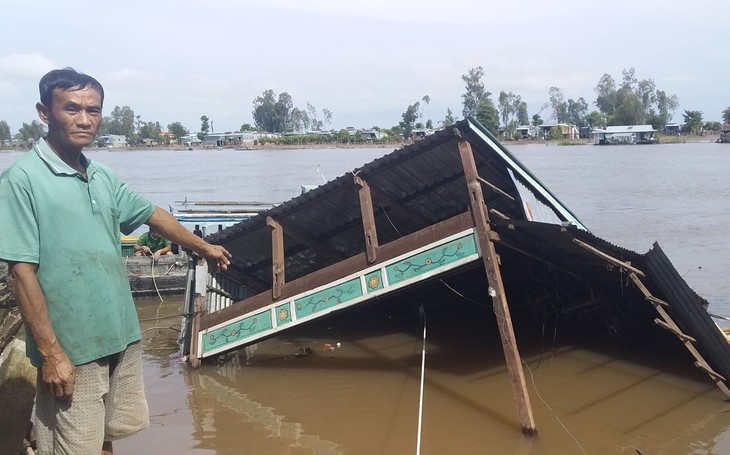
198, 228, 481, 358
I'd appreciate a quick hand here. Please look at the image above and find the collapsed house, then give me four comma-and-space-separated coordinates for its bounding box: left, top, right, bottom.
179, 118, 730, 433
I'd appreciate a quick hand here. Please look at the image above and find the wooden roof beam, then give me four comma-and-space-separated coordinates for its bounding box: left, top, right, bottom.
354, 176, 379, 264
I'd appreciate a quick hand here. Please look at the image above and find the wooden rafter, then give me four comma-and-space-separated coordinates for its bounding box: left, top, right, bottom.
354, 176, 379, 263
629, 273, 730, 397
458, 137, 536, 435
267, 216, 285, 299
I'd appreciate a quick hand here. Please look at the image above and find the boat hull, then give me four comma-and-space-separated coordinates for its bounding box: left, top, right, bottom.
125, 253, 189, 296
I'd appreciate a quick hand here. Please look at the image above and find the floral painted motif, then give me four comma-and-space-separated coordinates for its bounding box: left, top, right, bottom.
368, 275, 380, 289
278, 308, 289, 321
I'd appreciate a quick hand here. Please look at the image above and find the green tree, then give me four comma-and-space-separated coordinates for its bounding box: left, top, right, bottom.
337, 128, 351, 143
705, 121, 722, 132
594, 73, 618, 119
548, 87, 567, 123
322, 108, 333, 130
167, 122, 188, 142
475, 99, 499, 135
461, 66, 490, 118
443, 108, 456, 127
198, 115, 210, 140
682, 110, 704, 135
566, 97, 589, 127
420, 95, 430, 124
531, 113, 543, 126
516, 101, 529, 125
649, 90, 679, 130
252, 90, 277, 132
549, 125, 563, 140
306, 103, 320, 131
289, 107, 307, 132
0, 120, 11, 146
722, 107, 730, 124
613, 88, 644, 125
399, 102, 420, 139
274, 92, 293, 132
139, 121, 164, 143
498, 91, 516, 127
594, 68, 678, 128
585, 111, 606, 129
106, 106, 136, 139
240, 123, 254, 131
17, 120, 46, 146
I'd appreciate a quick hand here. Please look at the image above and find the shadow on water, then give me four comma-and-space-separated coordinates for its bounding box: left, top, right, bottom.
121, 286, 730, 455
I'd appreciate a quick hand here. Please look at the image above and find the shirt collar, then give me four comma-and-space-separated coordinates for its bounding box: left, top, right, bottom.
34, 138, 94, 177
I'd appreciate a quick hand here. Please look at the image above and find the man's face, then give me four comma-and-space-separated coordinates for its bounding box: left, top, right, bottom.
37, 86, 103, 151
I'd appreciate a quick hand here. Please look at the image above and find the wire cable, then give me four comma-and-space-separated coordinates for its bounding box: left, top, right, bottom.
416, 305, 427, 455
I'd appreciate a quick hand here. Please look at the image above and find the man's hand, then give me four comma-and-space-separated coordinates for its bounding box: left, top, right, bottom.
199, 244, 232, 272
41, 347, 76, 402
152, 250, 162, 260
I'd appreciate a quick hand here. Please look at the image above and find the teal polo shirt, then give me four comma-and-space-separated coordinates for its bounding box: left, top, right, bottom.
0, 139, 155, 367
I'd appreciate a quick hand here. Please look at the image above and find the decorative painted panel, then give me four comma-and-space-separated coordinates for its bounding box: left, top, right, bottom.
386, 234, 477, 285
365, 270, 384, 293
294, 277, 363, 318
275, 303, 293, 326
202, 310, 273, 353
200, 230, 480, 359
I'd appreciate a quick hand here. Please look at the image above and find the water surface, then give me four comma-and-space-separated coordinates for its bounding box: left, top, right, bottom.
3, 142, 730, 453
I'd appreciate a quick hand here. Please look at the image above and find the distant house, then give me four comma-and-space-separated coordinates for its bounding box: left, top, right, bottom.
539, 124, 579, 140
140, 138, 159, 147
202, 131, 276, 147
99, 134, 127, 148
181, 134, 202, 147
411, 128, 436, 141
515, 125, 540, 139
361, 129, 388, 141
663, 123, 682, 135
592, 125, 657, 145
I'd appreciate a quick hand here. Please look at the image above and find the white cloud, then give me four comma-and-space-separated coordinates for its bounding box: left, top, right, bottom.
0, 54, 55, 79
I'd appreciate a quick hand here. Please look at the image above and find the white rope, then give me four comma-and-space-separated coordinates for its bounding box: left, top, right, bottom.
149, 256, 164, 302
416, 306, 427, 455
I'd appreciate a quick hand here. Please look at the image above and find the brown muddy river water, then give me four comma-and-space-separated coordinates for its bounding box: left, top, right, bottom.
3, 142, 730, 453
124, 291, 730, 454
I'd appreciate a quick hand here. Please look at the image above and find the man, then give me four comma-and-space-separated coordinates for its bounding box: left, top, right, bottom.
0, 68, 232, 454
134, 228, 173, 259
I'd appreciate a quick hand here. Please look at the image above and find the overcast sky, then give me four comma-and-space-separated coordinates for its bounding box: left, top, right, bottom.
1, 0, 726, 134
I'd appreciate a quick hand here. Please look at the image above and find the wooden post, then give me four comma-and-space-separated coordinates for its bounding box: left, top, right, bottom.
188, 294, 205, 368
458, 137, 537, 434
354, 175, 379, 264
267, 216, 285, 299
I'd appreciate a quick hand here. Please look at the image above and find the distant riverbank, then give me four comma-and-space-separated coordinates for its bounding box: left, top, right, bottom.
0, 132, 722, 154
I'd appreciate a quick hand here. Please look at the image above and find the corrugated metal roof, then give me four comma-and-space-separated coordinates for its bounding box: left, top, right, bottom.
207, 119, 585, 291
599, 125, 656, 133
199, 118, 730, 393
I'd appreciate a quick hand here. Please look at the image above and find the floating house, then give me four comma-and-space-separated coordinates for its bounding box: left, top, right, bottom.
592, 125, 657, 145
98, 134, 127, 148
179, 118, 730, 434
719, 124, 730, 143
515, 125, 540, 139
539, 123, 579, 140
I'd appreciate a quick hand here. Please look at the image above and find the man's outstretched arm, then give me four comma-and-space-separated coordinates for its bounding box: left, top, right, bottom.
145, 206, 232, 271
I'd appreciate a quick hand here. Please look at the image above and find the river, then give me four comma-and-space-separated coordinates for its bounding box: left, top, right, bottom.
1, 141, 729, 454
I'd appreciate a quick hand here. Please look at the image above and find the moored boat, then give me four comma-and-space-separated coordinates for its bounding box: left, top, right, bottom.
122, 200, 275, 296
